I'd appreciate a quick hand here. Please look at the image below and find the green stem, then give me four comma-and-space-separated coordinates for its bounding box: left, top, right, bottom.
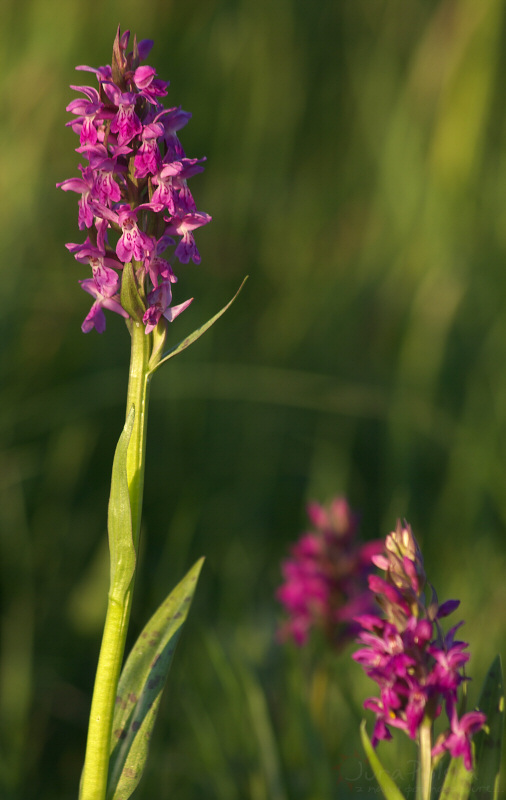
80, 322, 151, 800
417, 718, 433, 800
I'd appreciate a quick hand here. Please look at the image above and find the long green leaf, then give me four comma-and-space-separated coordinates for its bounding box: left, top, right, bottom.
107, 558, 204, 800
147, 277, 248, 375
432, 754, 450, 800
470, 655, 504, 800
439, 754, 473, 800
360, 720, 407, 800
108, 407, 136, 605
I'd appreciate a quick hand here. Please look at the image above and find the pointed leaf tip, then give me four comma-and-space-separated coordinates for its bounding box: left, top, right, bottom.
148, 276, 248, 374
120, 262, 146, 324
359, 721, 407, 800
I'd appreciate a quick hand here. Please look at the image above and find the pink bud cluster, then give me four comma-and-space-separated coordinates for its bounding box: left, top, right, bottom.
353, 521, 485, 770
57, 27, 210, 334
277, 498, 383, 648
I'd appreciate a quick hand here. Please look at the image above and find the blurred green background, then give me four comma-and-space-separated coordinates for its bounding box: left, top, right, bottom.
1, 0, 506, 797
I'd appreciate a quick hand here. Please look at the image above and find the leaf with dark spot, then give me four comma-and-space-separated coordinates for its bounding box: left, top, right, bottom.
106, 558, 204, 800
122, 768, 137, 780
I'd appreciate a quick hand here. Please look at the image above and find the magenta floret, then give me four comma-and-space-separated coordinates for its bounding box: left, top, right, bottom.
276, 498, 383, 649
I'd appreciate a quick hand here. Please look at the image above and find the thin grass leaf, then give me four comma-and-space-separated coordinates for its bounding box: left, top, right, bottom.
439, 754, 473, 800
470, 655, 504, 800
107, 558, 204, 800
236, 658, 288, 800
147, 277, 248, 374
360, 720, 407, 800
108, 407, 136, 605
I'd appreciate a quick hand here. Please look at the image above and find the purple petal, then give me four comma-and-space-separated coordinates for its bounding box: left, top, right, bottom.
437, 599, 460, 618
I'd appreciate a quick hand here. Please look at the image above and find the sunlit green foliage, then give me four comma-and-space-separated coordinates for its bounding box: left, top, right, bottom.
1, 0, 505, 797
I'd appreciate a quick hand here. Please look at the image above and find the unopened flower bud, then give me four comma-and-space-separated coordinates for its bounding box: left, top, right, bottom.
385, 520, 426, 595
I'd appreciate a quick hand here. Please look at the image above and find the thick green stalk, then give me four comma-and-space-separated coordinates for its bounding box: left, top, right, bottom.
417, 718, 433, 800
80, 322, 151, 800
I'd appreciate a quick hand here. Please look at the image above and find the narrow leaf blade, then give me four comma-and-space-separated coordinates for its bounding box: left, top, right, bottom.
148, 276, 248, 375
108, 407, 136, 604
359, 720, 407, 800
107, 558, 204, 800
470, 655, 504, 800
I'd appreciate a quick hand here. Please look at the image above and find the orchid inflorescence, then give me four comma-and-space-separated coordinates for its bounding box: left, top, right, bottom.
352, 521, 486, 771
277, 498, 383, 648
57, 26, 210, 335
277, 504, 489, 788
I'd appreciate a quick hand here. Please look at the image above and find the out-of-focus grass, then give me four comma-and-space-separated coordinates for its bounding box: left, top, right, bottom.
1, 0, 506, 797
